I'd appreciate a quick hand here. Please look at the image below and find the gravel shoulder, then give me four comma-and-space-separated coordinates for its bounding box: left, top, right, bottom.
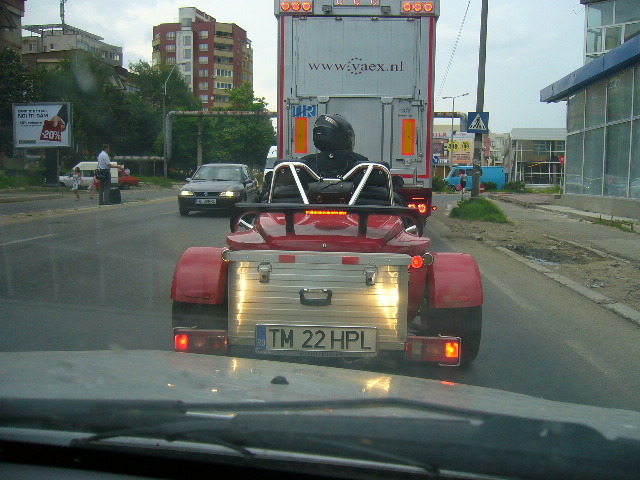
431, 195, 640, 314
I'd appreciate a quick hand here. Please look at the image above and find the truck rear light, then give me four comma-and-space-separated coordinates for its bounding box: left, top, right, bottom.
401, 2, 435, 14
405, 336, 461, 365
174, 329, 228, 355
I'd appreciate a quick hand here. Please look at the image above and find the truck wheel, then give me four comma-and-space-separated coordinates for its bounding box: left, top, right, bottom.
172, 301, 227, 330
419, 305, 482, 366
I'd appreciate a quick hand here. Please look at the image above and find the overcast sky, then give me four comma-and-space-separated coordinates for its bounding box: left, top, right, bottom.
23, 0, 586, 133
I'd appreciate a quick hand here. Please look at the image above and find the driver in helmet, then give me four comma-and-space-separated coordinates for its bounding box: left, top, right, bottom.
300, 113, 370, 177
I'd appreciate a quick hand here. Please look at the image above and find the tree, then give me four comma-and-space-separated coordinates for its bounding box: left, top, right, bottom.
0, 48, 34, 155
207, 82, 276, 169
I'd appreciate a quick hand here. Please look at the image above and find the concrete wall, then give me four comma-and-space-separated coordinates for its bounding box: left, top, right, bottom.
552, 194, 640, 220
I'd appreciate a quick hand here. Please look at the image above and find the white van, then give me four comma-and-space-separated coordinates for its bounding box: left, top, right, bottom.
59, 161, 120, 189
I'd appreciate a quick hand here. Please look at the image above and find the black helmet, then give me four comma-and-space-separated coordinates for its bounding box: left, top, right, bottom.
312, 114, 355, 151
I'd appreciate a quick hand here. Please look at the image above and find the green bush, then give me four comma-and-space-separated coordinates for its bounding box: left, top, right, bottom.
138, 176, 174, 188
502, 180, 527, 192
432, 175, 449, 192
0, 168, 45, 189
483, 181, 498, 191
450, 198, 510, 223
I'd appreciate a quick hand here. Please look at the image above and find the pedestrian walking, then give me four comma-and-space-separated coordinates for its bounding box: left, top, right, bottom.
71, 167, 82, 201
97, 144, 121, 205
459, 170, 468, 195
88, 169, 100, 199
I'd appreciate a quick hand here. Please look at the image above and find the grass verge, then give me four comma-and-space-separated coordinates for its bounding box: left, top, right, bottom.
450, 198, 510, 223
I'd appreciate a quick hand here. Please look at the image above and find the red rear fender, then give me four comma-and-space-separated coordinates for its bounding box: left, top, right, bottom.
171, 247, 228, 304
428, 253, 483, 308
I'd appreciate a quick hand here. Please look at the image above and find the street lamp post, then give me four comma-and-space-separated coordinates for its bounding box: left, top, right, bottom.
162, 62, 185, 178
442, 93, 468, 166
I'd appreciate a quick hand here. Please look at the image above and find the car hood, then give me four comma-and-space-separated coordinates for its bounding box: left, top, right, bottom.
1, 350, 639, 441
183, 180, 242, 191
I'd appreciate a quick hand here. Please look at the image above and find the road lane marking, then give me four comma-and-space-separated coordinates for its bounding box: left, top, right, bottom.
0, 233, 59, 247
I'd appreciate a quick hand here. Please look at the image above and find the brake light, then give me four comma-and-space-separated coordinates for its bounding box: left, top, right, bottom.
408, 202, 428, 214
174, 329, 228, 355
406, 336, 461, 365
306, 210, 348, 215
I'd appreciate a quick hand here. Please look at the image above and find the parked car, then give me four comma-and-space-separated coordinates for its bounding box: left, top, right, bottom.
118, 171, 140, 190
178, 163, 259, 216
59, 161, 119, 189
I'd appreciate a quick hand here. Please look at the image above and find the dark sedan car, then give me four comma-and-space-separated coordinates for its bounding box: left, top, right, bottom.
178, 163, 259, 216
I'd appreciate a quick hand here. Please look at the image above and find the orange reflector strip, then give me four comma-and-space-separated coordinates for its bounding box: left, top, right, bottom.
279, 255, 296, 263
401, 119, 416, 156
342, 256, 359, 265
305, 210, 348, 215
294, 117, 309, 153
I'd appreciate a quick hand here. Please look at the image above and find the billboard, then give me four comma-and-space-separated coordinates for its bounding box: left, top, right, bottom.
12, 103, 72, 148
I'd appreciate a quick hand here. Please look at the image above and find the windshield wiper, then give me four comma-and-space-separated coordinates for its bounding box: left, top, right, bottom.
70, 418, 254, 458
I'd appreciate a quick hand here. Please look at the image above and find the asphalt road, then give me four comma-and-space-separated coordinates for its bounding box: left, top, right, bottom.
1, 189, 640, 413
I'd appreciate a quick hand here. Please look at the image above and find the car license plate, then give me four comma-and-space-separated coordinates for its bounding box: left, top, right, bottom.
195, 198, 216, 204
255, 325, 377, 355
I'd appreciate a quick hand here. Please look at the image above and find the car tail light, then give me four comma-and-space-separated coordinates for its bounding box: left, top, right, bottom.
405, 336, 461, 365
174, 329, 228, 355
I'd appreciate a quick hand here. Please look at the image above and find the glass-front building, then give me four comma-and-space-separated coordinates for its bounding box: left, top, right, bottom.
542, 34, 640, 202
584, 0, 640, 63
508, 130, 566, 186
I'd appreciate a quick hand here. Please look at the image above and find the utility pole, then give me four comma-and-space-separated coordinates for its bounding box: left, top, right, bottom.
471, 0, 488, 199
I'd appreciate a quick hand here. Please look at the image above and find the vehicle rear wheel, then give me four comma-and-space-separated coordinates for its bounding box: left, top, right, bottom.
419, 305, 482, 366
172, 301, 227, 330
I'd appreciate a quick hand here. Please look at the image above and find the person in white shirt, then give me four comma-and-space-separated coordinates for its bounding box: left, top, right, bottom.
97, 144, 120, 205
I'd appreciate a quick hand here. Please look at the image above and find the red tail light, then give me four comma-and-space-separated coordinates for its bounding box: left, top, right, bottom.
174, 329, 228, 355
406, 336, 461, 365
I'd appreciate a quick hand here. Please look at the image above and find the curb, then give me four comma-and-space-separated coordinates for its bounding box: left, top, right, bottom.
442, 200, 640, 327
0, 194, 63, 204
495, 245, 640, 327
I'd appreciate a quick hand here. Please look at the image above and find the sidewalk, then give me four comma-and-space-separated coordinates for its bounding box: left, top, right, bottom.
487, 193, 640, 263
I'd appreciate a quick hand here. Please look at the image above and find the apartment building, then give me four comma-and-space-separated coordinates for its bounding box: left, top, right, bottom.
152, 7, 253, 109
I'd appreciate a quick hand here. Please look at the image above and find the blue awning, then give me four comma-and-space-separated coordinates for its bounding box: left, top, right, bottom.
540, 35, 640, 103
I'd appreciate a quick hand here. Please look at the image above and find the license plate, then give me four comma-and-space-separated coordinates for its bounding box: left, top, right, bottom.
256, 325, 377, 355
195, 198, 216, 204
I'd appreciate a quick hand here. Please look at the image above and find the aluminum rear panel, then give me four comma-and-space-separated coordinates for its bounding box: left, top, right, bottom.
226, 251, 410, 351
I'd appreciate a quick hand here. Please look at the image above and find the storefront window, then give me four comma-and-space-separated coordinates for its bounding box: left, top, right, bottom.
607, 69, 633, 122
587, 1, 613, 28
616, 0, 640, 24
583, 128, 604, 195
567, 92, 585, 133
635, 66, 640, 117
565, 133, 584, 194
586, 81, 607, 128
631, 121, 640, 199
604, 122, 631, 197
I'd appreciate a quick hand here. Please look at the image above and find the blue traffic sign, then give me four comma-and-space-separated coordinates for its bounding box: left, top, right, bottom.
467, 112, 489, 133
292, 105, 317, 118
432, 154, 440, 164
